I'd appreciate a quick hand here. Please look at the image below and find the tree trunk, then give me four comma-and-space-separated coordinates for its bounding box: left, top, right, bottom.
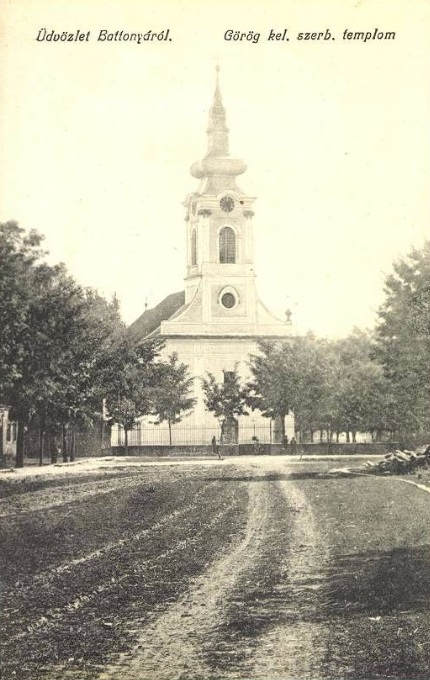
222, 417, 239, 445
16, 421, 25, 468
281, 414, 286, 439
124, 428, 129, 456
168, 421, 172, 446
70, 425, 76, 462
346, 431, 350, 443
273, 415, 285, 444
62, 422, 68, 463
336, 431, 340, 443
352, 430, 357, 443
310, 430, 314, 443
39, 425, 45, 466
0, 415, 4, 467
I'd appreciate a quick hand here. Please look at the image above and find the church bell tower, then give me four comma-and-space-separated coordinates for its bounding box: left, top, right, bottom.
161, 67, 289, 338
183, 67, 259, 327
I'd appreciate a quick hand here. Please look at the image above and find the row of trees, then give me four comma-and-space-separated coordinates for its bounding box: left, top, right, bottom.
201, 331, 389, 444
0, 222, 196, 465
2, 221, 429, 462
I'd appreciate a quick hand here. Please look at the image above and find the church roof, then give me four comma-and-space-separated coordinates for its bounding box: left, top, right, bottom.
128, 291, 186, 342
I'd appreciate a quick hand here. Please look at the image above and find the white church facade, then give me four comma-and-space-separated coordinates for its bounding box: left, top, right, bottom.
113, 70, 293, 449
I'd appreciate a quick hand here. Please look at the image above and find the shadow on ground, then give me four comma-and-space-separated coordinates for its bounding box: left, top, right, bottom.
323, 544, 430, 618
204, 471, 367, 483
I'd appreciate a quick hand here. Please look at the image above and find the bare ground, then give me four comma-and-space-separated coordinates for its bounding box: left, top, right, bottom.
2, 455, 430, 679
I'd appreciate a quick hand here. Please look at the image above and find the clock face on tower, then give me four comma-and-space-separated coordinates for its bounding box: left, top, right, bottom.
219, 195, 235, 213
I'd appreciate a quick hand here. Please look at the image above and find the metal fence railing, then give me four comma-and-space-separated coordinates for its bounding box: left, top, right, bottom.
111, 423, 277, 447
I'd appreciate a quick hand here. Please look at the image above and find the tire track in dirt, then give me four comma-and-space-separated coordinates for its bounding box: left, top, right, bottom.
199, 459, 329, 680
246, 477, 329, 679
97, 481, 269, 680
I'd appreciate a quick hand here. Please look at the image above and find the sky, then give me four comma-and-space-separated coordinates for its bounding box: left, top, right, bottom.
1, 0, 429, 337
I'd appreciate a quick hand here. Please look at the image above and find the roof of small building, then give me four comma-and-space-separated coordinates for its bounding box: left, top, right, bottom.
128, 291, 186, 342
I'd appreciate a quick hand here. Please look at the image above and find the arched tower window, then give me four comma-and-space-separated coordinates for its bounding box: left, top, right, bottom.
191, 229, 197, 266
219, 227, 236, 263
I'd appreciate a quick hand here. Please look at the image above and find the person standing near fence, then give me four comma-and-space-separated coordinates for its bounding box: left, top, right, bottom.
212, 435, 223, 461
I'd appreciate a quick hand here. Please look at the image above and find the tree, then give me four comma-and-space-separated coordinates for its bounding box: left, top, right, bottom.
152, 353, 196, 445
1, 222, 126, 466
53, 289, 124, 461
332, 330, 388, 442
247, 336, 329, 441
374, 241, 430, 441
247, 341, 294, 439
5, 260, 78, 466
201, 369, 248, 443
106, 397, 140, 455
102, 337, 165, 454
0, 222, 45, 406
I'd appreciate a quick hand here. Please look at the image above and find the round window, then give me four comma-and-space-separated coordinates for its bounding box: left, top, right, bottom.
221, 292, 236, 309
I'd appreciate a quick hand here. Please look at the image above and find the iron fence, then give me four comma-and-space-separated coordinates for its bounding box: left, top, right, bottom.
112, 423, 277, 447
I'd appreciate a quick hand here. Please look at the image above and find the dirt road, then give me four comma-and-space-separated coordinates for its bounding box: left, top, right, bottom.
2, 456, 430, 679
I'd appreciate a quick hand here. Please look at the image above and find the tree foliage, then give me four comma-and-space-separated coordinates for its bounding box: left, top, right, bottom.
152, 353, 196, 444
375, 241, 430, 439
201, 369, 248, 422
248, 336, 329, 438
0, 222, 45, 402
0, 222, 124, 465
248, 332, 392, 442
331, 330, 388, 441
102, 337, 165, 453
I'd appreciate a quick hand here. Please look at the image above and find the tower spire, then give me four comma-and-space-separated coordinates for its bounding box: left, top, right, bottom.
190, 67, 246, 185
206, 66, 229, 158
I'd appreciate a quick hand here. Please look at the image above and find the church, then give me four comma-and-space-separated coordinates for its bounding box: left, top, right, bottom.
113, 69, 293, 449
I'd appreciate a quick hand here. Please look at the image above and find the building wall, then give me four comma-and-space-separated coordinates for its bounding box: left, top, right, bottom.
163, 335, 260, 427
